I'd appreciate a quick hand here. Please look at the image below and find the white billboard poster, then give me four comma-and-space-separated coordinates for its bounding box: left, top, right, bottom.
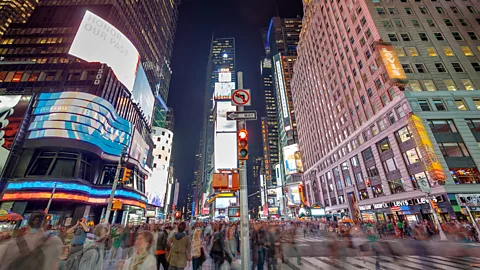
283, 144, 304, 175
132, 66, 155, 124
215, 197, 237, 209
214, 133, 237, 171
69, 10, 140, 91
214, 82, 235, 100
216, 101, 237, 132
146, 167, 169, 207
219, 72, 232, 82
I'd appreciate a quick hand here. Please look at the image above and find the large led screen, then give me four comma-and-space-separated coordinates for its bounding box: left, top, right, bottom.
218, 72, 232, 83
132, 65, 155, 125
129, 129, 150, 169
214, 133, 237, 171
0, 95, 31, 173
214, 82, 235, 100
216, 101, 236, 132
146, 168, 168, 207
215, 197, 237, 209
28, 92, 132, 157
283, 144, 304, 175
69, 10, 140, 91
288, 186, 301, 205
273, 54, 291, 132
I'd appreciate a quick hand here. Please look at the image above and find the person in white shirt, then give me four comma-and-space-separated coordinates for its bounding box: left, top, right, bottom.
122, 230, 156, 270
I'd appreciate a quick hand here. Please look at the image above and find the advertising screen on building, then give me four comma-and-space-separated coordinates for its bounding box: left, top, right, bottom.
215, 197, 236, 209
132, 65, 155, 125
287, 186, 301, 205
377, 42, 407, 84
311, 208, 326, 216
216, 102, 237, 132
218, 72, 232, 83
146, 168, 168, 207
214, 82, 235, 100
283, 144, 304, 175
129, 129, 150, 169
29, 92, 132, 157
0, 95, 31, 173
273, 53, 291, 132
214, 133, 237, 171
69, 10, 140, 91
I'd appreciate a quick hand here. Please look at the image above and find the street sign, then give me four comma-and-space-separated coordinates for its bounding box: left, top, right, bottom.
227, 110, 257, 121
231, 89, 251, 106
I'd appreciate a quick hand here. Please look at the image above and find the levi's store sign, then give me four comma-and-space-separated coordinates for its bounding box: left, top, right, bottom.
359, 197, 437, 211
377, 42, 407, 84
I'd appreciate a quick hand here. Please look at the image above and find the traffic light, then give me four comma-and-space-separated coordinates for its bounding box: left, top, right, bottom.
174, 211, 182, 219
122, 168, 132, 183
237, 129, 248, 160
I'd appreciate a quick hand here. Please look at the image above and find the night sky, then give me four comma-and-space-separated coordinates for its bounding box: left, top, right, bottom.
168, 0, 303, 207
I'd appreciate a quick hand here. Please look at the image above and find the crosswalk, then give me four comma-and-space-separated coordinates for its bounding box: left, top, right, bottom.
285, 256, 480, 270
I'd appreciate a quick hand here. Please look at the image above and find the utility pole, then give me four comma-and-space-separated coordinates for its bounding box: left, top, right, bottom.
237, 71, 251, 269
45, 182, 57, 213
104, 146, 126, 224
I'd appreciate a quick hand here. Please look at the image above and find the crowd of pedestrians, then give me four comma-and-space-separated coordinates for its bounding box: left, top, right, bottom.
1, 211, 480, 270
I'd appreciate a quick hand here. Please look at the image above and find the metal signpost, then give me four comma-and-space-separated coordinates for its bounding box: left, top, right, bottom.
234, 72, 251, 269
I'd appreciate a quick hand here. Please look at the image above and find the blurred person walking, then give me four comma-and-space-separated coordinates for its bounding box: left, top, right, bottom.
121, 225, 132, 260
156, 225, 171, 270
0, 210, 63, 270
67, 217, 89, 253
122, 230, 156, 270
167, 222, 192, 270
191, 228, 204, 270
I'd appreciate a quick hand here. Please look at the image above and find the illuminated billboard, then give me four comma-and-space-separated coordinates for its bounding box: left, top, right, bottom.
0, 95, 31, 173
215, 197, 237, 209
218, 72, 232, 83
69, 10, 140, 91
287, 186, 301, 205
408, 114, 446, 182
214, 132, 237, 171
216, 101, 237, 132
132, 65, 155, 125
146, 168, 168, 207
129, 129, 150, 169
283, 144, 304, 175
29, 92, 132, 157
311, 208, 326, 216
214, 82, 235, 100
273, 54, 291, 131
377, 42, 407, 84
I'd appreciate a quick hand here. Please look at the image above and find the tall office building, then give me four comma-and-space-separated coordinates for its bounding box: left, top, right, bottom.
0, 1, 179, 224
265, 17, 303, 217
0, 0, 38, 37
196, 37, 236, 217
293, 0, 480, 222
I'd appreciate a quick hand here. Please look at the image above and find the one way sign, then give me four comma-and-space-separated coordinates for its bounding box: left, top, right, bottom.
226, 111, 257, 121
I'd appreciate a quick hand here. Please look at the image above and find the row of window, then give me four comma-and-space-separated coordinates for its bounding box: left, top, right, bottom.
388, 31, 479, 42
403, 61, 479, 74
382, 17, 480, 29
396, 45, 480, 58
417, 98, 480, 111
409, 79, 476, 92
0, 36, 74, 45
0, 69, 98, 83
377, 5, 478, 16
0, 46, 70, 56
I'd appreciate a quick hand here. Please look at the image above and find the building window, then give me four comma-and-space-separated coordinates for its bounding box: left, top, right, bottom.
409, 80, 423, 91
392, 20, 403, 28
438, 142, 470, 157
395, 47, 406, 57
401, 33, 411, 41
466, 119, 480, 132
411, 20, 421, 27
382, 20, 393, 28
351, 155, 360, 167
372, 185, 384, 198
426, 19, 436, 27
451, 168, 480, 184
405, 8, 414, 14
459, 18, 469, 26
402, 64, 412, 73
452, 32, 463, 40
468, 32, 479, 40
444, 79, 457, 91
404, 148, 422, 164
377, 137, 391, 153
435, 63, 447, 72
375, 78, 383, 89
426, 47, 437, 56
435, 6, 445, 13
407, 47, 419, 56
418, 33, 429, 41
418, 99, 431, 111
423, 80, 437, 91
444, 19, 454, 26
359, 189, 369, 200
362, 148, 374, 161
432, 99, 447, 111
443, 46, 455, 56
396, 126, 412, 143
474, 99, 480, 110
471, 63, 480, 72
388, 34, 399, 42
461, 46, 474, 56
419, 6, 429, 14
414, 63, 427, 73
434, 32, 445, 41
428, 119, 457, 133
377, 7, 386, 15
455, 99, 468, 111
462, 79, 475, 90
467, 6, 478, 13
389, 179, 405, 194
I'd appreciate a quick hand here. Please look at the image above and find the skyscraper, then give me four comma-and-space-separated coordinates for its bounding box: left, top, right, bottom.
293, 0, 480, 221
196, 37, 236, 216
0, 0, 38, 37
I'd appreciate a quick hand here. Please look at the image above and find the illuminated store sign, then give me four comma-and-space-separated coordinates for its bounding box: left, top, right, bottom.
358, 197, 436, 211
69, 11, 140, 91
283, 144, 304, 175
273, 53, 291, 131
377, 42, 407, 84
28, 92, 132, 157
408, 114, 446, 182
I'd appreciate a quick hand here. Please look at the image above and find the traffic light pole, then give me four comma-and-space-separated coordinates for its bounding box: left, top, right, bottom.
237, 71, 251, 269
104, 146, 126, 224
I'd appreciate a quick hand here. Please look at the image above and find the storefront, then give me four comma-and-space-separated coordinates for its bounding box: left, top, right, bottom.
358, 195, 454, 223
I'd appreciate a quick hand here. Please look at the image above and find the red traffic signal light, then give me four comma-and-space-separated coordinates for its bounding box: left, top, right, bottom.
238, 129, 249, 160
174, 211, 182, 219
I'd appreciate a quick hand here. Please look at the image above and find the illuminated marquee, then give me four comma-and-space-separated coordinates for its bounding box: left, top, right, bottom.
377, 42, 407, 84
408, 114, 446, 182
28, 92, 132, 157
273, 53, 291, 131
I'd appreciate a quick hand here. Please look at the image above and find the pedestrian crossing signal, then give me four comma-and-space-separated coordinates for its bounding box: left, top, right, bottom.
122, 168, 132, 183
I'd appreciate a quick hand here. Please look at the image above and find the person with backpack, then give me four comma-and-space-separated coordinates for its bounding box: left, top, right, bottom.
155, 225, 171, 270
167, 222, 192, 270
0, 210, 63, 270
210, 224, 226, 270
